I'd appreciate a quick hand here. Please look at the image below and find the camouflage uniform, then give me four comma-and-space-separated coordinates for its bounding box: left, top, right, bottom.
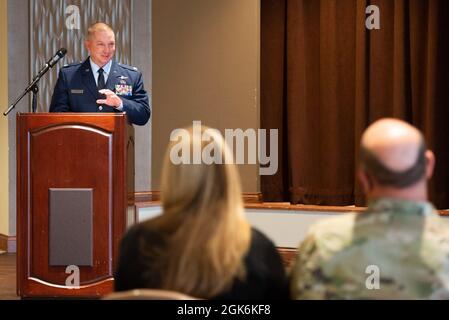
290, 198, 449, 299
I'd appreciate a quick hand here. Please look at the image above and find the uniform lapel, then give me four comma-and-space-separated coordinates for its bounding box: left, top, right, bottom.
80, 58, 100, 100
105, 60, 119, 92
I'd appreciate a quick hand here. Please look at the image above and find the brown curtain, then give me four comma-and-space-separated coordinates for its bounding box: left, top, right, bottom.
261, 0, 449, 208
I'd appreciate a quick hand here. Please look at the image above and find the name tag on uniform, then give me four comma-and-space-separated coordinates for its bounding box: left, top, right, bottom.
115, 84, 133, 96
70, 89, 84, 94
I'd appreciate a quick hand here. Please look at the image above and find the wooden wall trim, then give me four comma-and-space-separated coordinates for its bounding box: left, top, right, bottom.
135, 191, 362, 212
134, 192, 449, 215
246, 203, 449, 215
277, 247, 297, 272
135, 191, 160, 203
246, 203, 366, 212
135, 191, 263, 205
244, 192, 264, 203
0, 234, 16, 253
0, 234, 5, 251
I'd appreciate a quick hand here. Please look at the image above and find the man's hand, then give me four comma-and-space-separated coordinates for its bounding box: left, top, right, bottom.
97, 89, 122, 108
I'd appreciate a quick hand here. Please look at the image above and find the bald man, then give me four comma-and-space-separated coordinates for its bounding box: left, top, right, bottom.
290, 118, 449, 299
49, 22, 151, 126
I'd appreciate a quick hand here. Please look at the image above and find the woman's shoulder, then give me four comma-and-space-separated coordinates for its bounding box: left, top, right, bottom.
250, 227, 276, 247
121, 216, 165, 244
246, 227, 281, 261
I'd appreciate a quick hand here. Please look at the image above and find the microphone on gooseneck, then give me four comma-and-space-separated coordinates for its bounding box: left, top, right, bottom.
34, 48, 68, 79
48, 48, 68, 67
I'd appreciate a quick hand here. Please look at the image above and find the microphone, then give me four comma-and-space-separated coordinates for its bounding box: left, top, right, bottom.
48, 48, 67, 67
34, 48, 67, 79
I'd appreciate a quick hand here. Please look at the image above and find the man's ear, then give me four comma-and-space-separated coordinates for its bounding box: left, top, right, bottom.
425, 150, 435, 179
358, 168, 372, 194
84, 40, 90, 53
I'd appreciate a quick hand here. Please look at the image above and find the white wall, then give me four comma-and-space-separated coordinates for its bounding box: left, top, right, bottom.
137, 206, 352, 248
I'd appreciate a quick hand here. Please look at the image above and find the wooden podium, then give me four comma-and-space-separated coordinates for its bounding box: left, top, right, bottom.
16, 113, 135, 298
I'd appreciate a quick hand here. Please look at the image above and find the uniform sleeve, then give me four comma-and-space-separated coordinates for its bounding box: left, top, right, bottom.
290, 233, 329, 299
121, 71, 151, 126
49, 69, 70, 112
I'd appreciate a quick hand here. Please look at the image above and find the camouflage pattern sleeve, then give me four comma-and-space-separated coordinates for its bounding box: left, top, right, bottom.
290, 233, 328, 299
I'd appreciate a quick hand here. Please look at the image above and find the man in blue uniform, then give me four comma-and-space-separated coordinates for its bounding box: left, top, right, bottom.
50, 22, 151, 126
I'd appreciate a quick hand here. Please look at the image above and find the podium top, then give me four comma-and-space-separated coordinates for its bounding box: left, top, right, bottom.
16, 112, 133, 133
17, 112, 127, 118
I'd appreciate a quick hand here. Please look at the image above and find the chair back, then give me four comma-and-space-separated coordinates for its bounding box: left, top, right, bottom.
103, 289, 199, 300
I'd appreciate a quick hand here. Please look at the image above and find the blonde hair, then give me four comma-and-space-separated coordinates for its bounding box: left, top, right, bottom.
86, 22, 114, 40
156, 125, 251, 298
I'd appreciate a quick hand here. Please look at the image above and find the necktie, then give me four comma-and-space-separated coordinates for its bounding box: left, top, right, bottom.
98, 68, 105, 90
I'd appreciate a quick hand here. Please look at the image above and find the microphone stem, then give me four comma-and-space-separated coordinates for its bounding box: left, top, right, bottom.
3, 64, 48, 116
2, 49, 66, 116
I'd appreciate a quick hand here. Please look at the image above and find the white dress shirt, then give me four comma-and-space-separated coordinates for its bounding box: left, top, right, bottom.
89, 58, 112, 86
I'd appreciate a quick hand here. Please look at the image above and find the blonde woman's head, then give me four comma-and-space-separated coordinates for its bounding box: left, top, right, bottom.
162, 126, 243, 223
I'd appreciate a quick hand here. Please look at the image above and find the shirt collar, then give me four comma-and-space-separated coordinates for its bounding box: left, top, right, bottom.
89, 58, 113, 76
367, 197, 436, 217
